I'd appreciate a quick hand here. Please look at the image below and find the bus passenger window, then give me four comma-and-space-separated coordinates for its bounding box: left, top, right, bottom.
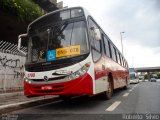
114, 48, 118, 63
124, 61, 127, 68
122, 57, 125, 67
108, 41, 112, 58
116, 51, 121, 65
119, 53, 122, 65
103, 35, 110, 58
120, 55, 123, 66
110, 44, 117, 62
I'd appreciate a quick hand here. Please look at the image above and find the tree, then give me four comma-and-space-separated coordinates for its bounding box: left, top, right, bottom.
0, 0, 44, 23
0, 0, 44, 44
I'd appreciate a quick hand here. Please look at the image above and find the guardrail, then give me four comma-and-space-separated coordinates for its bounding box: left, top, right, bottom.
0, 40, 27, 56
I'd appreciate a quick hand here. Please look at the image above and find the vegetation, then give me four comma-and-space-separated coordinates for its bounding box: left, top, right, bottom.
157, 73, 160, 79
143, 72, 160, 79
0, 0, 44, 23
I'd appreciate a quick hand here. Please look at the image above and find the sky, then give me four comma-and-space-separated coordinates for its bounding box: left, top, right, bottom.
58, 0, 160, 68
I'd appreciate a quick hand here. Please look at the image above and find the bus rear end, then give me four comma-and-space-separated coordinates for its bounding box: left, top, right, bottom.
129, 68, 139, 84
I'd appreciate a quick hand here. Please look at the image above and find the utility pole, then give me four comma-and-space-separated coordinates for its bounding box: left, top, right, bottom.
120, 32, 125, 55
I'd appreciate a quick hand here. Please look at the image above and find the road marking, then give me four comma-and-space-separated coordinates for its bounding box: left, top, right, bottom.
123, 93, 129, 97
105, 101, 121, 111
129, 89, 132, 92
133, 85, 137, 88
132, 85, 138, 89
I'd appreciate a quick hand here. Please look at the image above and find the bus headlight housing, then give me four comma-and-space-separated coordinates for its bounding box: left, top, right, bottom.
68, 62, 91, 80
24, 77, 32, 84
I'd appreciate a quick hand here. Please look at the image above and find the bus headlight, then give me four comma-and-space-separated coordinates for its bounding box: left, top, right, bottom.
24, 77, 32, 84
68, 62, 90, 80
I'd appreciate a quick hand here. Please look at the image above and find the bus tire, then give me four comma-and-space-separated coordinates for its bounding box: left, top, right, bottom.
103, 77, 113, 100
123, 78, 128, 90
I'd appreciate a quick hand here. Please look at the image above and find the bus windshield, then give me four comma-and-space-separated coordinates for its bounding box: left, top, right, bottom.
130, 74, 136, 80
129, 68, 135, 73
27, 21, 88, 63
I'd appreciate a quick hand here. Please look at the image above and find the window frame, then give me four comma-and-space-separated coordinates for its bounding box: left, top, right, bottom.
87, 16, 102, 62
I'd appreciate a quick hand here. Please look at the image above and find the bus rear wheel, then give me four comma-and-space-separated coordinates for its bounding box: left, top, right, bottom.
104, 78, 113, 100
123, 78, 128, 90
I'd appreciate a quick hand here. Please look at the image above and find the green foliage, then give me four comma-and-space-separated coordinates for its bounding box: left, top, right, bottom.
144, 74, 148, 79
157, 73, 160, 79
0, 0, 44, 23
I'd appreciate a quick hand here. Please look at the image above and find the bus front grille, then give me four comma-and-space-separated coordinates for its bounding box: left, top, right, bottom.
32, 76, 67, 82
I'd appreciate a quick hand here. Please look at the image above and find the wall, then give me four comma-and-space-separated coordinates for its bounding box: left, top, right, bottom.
0, 41, 26, 92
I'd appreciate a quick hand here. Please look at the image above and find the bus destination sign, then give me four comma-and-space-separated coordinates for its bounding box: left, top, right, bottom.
56, 45, 80, 58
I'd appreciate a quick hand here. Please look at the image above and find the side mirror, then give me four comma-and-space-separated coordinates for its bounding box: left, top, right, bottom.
94, 28, 101, 41
18, 34, 27, 56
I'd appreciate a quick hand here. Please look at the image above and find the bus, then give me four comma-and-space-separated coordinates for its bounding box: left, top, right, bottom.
18, 7, 129, 100
129, 68, 139, 84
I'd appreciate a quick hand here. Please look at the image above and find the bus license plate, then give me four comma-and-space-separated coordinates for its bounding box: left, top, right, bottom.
41, 86, 52, 90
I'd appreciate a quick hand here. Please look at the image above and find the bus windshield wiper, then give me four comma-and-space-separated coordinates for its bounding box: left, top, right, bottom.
54, 21, 68, 39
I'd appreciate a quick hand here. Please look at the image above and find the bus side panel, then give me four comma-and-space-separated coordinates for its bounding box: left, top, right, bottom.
93, 55, 129, 94
94, 56, 109, 94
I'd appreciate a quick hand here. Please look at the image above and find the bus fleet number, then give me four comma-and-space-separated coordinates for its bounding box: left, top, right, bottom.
28, 73, 35, 78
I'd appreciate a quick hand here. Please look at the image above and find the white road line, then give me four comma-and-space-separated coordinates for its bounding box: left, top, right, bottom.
105, 101, 121, 111
133, 85, 136, 88
129, 89, 132, 92
132, 85, 137, 89
123, 93, 129, 97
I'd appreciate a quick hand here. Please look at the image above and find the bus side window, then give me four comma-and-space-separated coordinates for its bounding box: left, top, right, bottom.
122, 57, 125, 67
119, 53, 122, 66
121, 56, 124, 67
108, 41, 112, 58
114, 48, 118, 63
124, 61, 126, 68
88, 18, 101, 62
116, 51, 121, 65
123, 58, 125, 67
125, 60, 127, 68
103, 35, 110, 58
110, 44, 117, 62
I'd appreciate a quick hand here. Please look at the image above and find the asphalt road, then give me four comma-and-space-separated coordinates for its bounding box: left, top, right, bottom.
5, 80, 160, 120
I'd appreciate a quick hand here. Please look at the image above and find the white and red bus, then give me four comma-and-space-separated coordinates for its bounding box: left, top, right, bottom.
18, 7, 129, 99
129, 68, 139, 84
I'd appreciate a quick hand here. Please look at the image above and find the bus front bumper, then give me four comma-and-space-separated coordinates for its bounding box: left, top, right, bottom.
24, 73, 93, 97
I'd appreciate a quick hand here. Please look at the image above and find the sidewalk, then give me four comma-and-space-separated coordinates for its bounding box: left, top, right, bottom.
0, 90, 59, 114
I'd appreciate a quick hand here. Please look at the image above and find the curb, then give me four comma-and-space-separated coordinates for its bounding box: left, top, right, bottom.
0, 92, 24, 98
0, 96, 60, 114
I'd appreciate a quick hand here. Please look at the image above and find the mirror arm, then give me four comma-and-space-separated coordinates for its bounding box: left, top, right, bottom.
18, 34, 27, 56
